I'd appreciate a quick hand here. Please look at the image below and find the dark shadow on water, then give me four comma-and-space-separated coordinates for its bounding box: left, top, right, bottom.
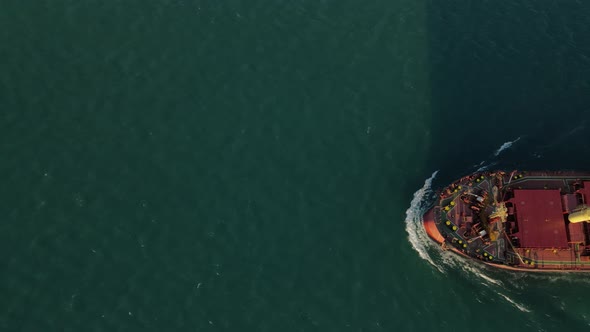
423, 2, 590, 329
425, 0, 590, 176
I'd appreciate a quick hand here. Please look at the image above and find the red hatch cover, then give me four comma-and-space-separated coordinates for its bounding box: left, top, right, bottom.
513, 189, 568, 248
569, 223, 586, 243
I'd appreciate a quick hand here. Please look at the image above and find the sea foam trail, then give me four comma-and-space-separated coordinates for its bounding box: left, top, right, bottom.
476, 161, 497, 172
473, 137, 520, 171
404, 171, 444, 272
494, 137, 521, 157
498, 292, 532, 313
437, 245, 532, 313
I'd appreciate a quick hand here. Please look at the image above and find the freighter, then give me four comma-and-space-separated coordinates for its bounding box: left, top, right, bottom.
423, 171, 590, 272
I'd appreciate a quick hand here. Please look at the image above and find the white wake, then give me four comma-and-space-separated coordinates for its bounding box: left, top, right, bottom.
404, 170, 444, 272
494, 137, 521, 157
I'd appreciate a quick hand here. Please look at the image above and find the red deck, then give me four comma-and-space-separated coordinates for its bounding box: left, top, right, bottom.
512, 189, 568, 248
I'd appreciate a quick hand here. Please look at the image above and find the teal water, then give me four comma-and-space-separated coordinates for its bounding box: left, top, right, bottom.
1, 1, 589, 331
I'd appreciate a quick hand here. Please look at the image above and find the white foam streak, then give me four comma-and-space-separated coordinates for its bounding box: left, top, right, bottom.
498, 292, 531, 313
465, 265, 502, 286
494, 137, 521, 157
437, 247, 505, 285
404, 171, 443, 272
440, 248, 532, 313
476, 161, 497, 172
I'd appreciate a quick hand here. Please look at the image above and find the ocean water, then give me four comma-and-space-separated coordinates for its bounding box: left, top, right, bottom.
1, 0, 589, 331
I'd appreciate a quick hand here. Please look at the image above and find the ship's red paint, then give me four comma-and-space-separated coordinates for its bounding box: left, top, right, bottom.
423, 207, 444, 243
510, 189, 568, 248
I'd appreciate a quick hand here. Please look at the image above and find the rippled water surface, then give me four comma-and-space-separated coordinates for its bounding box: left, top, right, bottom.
1, 1, 589, 331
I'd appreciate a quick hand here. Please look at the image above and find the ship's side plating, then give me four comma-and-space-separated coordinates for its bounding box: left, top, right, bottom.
424, 171, 590, 272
